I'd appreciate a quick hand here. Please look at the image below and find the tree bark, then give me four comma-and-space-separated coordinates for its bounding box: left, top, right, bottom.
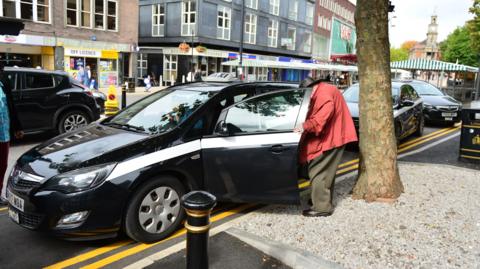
352, 0, 404, 202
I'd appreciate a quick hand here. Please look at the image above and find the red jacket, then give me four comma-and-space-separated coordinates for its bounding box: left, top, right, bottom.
299, 83, 358, 164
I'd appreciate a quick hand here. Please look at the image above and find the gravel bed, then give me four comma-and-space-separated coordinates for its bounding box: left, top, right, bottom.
233, 162, 480, 269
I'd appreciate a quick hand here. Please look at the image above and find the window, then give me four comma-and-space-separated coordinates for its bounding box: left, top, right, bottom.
287, 26, 296, 50
164, 54, 178, 85
66, 0, 77, 25
137, 53, 148, 78
245, 13, 256, 44
106, 0, 116, 30
181, 0, 196, 36
224, 90, 304, 134
268, 19, 278, 48
245, 0, 257, 9
303, 31, 312, 53
65, 0, 116, 30
288, 0, 298, 20
80, 0, 91, 27
152, 4, 165, 36
0, 0, 50, 22
3, 72, 17, 90
217, 6, 230, 40
269, 0, 279, 15
25, 73, 54, 89
306, 2, 313, 25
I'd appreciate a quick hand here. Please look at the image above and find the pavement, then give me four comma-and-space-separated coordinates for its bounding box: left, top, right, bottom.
0, 124, 479, 268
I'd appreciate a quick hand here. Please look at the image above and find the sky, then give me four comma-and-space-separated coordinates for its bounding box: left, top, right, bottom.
349, 0, 474, 48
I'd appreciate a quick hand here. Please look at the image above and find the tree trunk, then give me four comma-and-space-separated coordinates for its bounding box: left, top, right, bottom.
352, 0, 404, 202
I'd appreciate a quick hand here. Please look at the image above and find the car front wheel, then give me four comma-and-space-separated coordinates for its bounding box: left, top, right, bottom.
124, 176, 186, 243
58, 110, 90, 133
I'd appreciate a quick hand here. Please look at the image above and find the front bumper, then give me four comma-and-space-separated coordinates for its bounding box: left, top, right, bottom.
424, 109, 461, 123
6, 178, 129, 240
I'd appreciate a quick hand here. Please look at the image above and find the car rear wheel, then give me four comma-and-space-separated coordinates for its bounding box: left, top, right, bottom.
124, 176, 186, 243
58, 110, 90, 134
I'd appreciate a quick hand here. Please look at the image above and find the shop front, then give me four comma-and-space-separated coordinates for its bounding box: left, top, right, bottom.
64, 48, 119, 88
0, 34, 55, 69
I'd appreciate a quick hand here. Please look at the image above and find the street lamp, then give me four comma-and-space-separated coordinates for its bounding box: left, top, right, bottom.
191, 29, 195, 82
239, 0, 245, 80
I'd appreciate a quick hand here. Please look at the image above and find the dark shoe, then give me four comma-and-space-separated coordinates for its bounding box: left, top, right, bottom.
302, 209, 332, 217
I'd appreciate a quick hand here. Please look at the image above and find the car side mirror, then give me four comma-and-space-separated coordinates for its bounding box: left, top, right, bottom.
401, 99, 415, 107
215, 120, 230, 136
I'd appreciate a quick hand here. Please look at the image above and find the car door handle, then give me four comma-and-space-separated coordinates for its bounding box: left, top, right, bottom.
270, 144, 286, 153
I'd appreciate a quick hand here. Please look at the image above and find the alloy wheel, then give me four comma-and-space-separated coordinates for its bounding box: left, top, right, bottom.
63, 114, 88, 132
138, 186, 181, 234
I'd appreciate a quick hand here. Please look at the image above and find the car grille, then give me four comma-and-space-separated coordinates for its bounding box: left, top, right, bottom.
11, 179, 41, 190
18, 211, 44, 229
436, 106, 459, 112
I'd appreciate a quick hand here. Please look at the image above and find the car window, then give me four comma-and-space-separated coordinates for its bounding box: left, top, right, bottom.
410, 82, 443, 96
54, 75, 68, 87
224, 90, 305, 134
25, 73, 54, 89
107, 89, 213, 135
400, 85, 418, 101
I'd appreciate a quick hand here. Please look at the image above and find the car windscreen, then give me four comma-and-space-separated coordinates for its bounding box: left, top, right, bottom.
409, 82, 443, 96
106, 89, 213, 135
343, 84, 400, 103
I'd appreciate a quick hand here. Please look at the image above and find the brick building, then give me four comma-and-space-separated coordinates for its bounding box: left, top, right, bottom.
409, 14, 440, 61
0, 0, 138, 87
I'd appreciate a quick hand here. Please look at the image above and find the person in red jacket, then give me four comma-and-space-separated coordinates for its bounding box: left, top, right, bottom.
295, 78, 357, 217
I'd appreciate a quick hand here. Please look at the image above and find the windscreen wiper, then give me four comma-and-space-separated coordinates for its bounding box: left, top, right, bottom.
104, 122, 146, 133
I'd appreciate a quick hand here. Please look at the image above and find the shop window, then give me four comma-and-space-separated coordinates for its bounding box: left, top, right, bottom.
66, 0, 78, 26
152, 3, 165, 37
268, 0, 279, 15
181, 0, 196, 36
107, 0, 116, 30
163, 54, 178, 85
25, 73, 54, 89
268, 19, 278, 48
137, 53, 148, 78
244, 13, 256, 44
94, 0, 104, 29
217, 6, 230, 40
81, 0, 91, 27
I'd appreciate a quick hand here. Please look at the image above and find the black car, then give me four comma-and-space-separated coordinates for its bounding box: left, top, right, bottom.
70, 77, 107, 113
3, 67, 101, 134
406, 80, 462, 125
6, 81, 306, 243
343, 82, 424, 141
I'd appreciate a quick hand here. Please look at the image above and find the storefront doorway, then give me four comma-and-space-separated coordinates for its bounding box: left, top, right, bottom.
0, 53, 41, 68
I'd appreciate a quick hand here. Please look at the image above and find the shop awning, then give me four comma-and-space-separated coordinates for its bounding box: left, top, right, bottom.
390, 59, 478, 73
221, 59, 358, 72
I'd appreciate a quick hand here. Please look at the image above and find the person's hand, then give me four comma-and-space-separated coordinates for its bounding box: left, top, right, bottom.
15, 131, 24, 139
293, 126, 303, 133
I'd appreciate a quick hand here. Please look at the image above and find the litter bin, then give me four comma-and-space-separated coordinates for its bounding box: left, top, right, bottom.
459, 108, 480, 162
125, 77, 135, 93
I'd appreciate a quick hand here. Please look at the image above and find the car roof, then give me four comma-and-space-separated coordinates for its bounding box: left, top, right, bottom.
4, 67, 68, 76
169, 81, 299, 93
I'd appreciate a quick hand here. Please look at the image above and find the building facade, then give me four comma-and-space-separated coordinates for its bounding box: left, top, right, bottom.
138, 0, 318, 84
409, 14, 440, 60
0, 0, 138, 87
312, 0, 356, 63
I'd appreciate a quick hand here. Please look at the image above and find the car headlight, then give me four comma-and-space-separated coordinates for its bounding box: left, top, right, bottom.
423, 103, 435, 110
44, 163, 116, 193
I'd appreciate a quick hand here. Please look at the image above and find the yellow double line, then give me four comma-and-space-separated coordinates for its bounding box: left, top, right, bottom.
38, 125, 459, 268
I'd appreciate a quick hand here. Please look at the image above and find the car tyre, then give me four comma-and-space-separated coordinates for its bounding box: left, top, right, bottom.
124, 176, 186, 243
414, 115, 424, 137
58, 110, 90, 134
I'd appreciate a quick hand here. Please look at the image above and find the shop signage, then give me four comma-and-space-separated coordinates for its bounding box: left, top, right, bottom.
65, 48, 102, 58
196, 45, 207, 53
227, 53, 256, 60
179, 42, 190, 53
101, 50, 119, 59
331, 18, 357, 55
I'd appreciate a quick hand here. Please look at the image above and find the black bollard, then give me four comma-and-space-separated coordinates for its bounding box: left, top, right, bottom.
121, 83, 127, 109
181, 191, 217, 269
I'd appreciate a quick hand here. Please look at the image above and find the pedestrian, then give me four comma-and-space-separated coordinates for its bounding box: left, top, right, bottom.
83, 65, 91, 87
194, 69, 202, 82
0, 63, 24, 205
295, 77, 357, 217
144, 75, 152, 92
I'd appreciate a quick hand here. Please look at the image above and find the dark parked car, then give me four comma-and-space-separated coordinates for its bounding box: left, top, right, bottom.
6, 81, 305, 243
70, 78, 106, 113
343, 82, 424, 141
406, 80, 462, 125
3, 67, 101, 134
